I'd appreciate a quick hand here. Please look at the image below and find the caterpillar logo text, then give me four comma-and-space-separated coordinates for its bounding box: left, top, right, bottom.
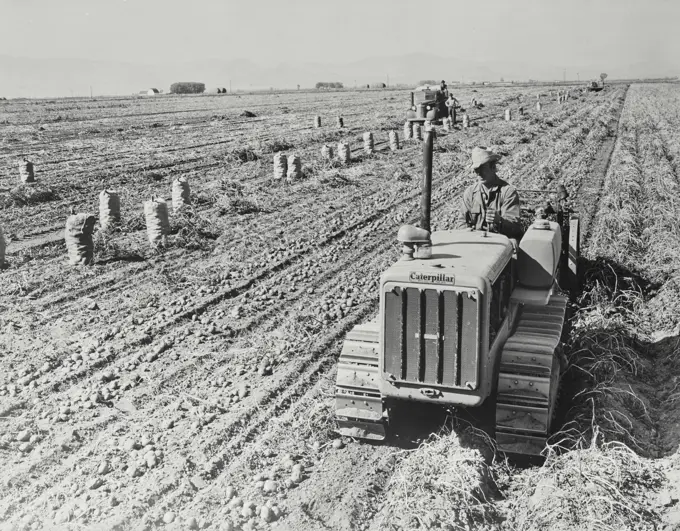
408, 272, 456, 284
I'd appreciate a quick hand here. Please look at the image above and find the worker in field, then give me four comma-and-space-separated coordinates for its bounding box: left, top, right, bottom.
454, 147, 523, 239
437, 80, 449, 101
445, 94, 459, 124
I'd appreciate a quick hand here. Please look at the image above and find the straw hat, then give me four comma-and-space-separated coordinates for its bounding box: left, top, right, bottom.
470, 146, 501, 170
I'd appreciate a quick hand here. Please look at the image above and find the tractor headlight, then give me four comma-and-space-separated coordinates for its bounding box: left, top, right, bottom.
426, 105, 431, 111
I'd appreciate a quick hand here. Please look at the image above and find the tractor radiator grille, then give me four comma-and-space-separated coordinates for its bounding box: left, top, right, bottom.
383, 286, 480, 389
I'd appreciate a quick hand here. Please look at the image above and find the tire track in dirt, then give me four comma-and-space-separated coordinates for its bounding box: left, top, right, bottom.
516, 88, 626, 206
577, 86, 629, 246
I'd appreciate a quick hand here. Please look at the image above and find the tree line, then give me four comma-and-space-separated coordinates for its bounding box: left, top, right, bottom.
170, 82, 205, 94
315, 82, 344, 89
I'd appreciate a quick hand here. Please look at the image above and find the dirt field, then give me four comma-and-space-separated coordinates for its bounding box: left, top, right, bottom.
1, 83, 679, 531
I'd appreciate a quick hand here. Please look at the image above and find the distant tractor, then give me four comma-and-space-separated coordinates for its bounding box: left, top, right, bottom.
334, 132, 581, 456
406, 85, 448, 123
586, 81, 604, 92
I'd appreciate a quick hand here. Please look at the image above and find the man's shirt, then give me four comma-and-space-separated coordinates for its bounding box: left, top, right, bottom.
454, 178, 523, 238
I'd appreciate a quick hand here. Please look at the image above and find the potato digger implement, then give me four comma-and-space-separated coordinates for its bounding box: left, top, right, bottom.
334, 131, 580, 456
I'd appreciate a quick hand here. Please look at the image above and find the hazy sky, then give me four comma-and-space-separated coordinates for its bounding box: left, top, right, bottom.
2, 0, 679, 69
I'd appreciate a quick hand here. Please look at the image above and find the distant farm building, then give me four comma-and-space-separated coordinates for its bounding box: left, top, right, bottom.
208, 87, 221, 94
370, 83, 387, 89
147, 88, 160, 95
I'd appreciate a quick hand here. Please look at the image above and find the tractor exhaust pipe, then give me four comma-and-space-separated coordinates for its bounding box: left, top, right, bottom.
420, 130, 434, 233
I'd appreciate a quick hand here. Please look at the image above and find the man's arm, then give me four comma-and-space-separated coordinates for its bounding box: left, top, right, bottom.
453, 187, 474, 229
498, 186, 523, 238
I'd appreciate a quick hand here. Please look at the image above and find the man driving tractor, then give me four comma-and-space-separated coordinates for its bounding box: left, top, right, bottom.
437, 80, 449, 102
454, 147, 523, 239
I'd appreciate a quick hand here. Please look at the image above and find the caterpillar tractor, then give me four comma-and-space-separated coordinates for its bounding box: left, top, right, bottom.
334, 131, 580, 456
406, 85, 448, 123
586, 80, 604, 92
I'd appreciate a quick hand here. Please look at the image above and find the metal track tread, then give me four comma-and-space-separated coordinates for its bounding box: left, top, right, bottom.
495, 294, 567, 455
335, 321, 387, 440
